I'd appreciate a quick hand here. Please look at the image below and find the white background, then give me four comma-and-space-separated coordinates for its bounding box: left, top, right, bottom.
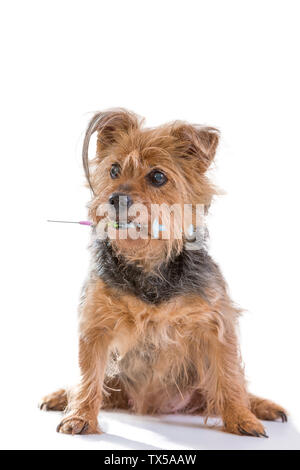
0, 0, 299, 450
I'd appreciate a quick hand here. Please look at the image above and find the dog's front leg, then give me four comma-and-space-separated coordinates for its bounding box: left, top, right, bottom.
202, 323, 268, 437
57, 331, 110, 435
57, 282, 115, 435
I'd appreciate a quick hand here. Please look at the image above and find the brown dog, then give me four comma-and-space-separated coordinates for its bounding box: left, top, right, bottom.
40, 109, 287, 437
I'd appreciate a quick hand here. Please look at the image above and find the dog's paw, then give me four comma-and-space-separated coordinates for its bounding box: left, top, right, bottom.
223, 406, 268, 437
251, 398, 287, 422
39, 389, 68, 411
56, 414, 101, 435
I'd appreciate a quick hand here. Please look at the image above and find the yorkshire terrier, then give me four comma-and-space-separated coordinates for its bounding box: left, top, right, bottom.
40, 109, 287, 437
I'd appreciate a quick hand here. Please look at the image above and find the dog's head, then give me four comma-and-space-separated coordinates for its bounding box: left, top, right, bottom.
83, 108, 219, 268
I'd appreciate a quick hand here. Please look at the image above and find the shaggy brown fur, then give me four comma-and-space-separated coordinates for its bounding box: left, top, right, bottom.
40, 109, 287, 437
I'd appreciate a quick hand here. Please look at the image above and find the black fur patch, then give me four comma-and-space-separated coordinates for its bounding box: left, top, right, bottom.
93, 240, 223, 305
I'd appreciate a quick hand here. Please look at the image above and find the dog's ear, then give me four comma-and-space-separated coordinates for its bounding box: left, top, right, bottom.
82, 108, 140, 192
171, 123, 219, 173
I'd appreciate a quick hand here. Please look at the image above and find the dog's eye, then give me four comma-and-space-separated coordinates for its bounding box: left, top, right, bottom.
147, 170, 168, 187
110, 163, 121, 179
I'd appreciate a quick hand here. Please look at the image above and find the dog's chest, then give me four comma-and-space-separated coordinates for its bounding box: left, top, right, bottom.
108, 318, 198, 392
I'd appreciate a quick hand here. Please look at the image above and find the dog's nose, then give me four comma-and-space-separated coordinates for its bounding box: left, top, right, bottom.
109, 193, 133, 209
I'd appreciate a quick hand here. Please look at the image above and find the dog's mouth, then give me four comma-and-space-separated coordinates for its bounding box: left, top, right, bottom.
113, 220, 143, 231
107, 215, 145, 231
102, 215, 167, 239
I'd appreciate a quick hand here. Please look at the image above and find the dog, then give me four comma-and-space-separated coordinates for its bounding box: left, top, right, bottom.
40, 109, 287, 436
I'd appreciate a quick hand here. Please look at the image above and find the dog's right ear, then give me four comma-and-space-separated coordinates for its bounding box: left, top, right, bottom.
82, 108, 140, 193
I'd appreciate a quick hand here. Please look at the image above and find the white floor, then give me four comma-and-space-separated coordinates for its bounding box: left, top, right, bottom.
4, 407, 299, 450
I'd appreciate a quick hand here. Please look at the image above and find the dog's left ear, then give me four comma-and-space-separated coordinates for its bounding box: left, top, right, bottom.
171, 123, 219, 173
